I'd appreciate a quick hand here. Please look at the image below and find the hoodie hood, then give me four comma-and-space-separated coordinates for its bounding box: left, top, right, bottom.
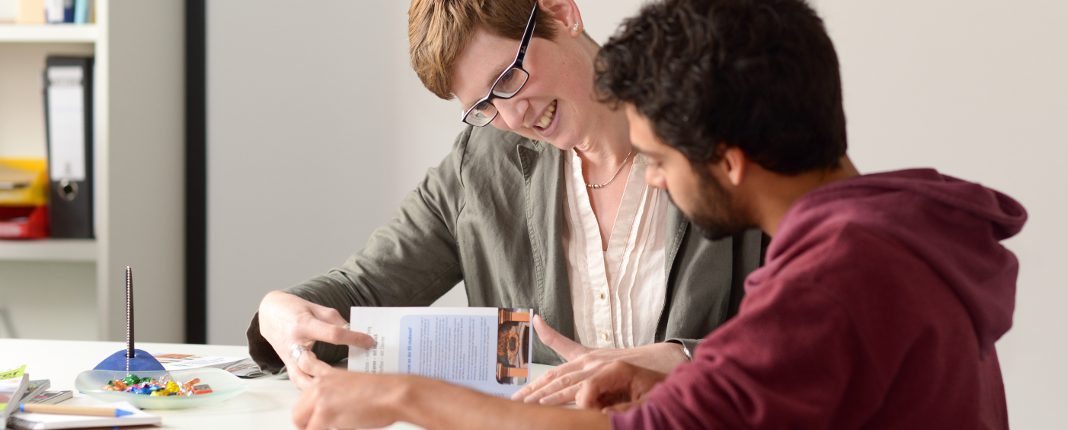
770, 168, 1027, 356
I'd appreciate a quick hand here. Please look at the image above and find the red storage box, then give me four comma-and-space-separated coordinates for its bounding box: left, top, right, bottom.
0, 205, 50, 239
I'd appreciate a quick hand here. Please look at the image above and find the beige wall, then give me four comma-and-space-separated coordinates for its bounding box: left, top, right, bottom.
203, 0, 643, 346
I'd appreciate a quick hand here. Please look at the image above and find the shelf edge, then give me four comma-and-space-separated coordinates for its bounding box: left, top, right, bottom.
0, 24, 98, 43
0, 239, 98, 262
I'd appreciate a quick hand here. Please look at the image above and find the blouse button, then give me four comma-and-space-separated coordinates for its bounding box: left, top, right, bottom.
599, 292, 606, 300
600, 332, 609, 341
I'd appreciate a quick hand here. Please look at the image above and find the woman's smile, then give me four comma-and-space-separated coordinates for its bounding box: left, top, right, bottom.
534, 99, 560, 137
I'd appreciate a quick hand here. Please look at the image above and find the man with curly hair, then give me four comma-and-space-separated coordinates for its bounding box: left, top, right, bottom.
288, 0, 1024, 429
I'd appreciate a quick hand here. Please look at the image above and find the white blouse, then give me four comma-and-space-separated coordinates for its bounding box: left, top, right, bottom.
563, 149, 669, 349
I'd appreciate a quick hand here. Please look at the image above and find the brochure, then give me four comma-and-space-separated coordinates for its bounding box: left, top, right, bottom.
19, 379, 49, 403
1, 365, 29, 424
347, 307, 533, 398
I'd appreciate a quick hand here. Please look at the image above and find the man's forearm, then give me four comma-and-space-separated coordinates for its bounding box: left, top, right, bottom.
398, 376, 612, 430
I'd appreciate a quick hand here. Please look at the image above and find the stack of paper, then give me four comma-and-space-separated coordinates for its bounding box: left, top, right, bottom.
20, 380, 72, 406
153, 353, 267, 378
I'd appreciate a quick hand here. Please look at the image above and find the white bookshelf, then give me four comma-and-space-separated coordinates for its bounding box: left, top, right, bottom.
0, 0, 185, 343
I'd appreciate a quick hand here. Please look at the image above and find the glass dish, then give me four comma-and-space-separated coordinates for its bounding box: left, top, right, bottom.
75, 367, 249, 409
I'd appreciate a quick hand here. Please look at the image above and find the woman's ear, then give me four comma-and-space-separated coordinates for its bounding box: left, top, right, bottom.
538, 0, 583, 37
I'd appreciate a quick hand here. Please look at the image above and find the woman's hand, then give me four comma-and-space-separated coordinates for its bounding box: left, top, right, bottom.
511, 315, 688, 405
291, 350, 407, 430
257, 291, 375, 390
575, 360, 667, 413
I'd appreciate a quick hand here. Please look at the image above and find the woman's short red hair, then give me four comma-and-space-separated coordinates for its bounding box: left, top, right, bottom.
408, 0, 557, 100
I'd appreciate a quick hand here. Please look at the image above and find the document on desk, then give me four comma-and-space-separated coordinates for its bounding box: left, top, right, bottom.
347, 307, 533, 398
151, 354, 267, 378
152, 354, 245, 371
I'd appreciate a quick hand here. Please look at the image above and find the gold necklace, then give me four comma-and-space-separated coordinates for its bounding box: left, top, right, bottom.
586, 150, 634, 189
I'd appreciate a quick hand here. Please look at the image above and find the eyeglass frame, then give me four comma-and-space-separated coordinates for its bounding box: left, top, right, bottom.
460, 3, 539, 127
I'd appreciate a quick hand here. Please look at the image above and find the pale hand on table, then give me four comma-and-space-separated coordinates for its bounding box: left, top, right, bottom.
257, 291, 375, 390
575, 360, 667, 413
292, 349, 406, 430
511, 315, 688, 405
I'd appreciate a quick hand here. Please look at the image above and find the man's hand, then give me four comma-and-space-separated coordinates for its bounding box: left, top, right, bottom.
293, 349, 614, 430
511, 315, 688, 405
292, 350, 406, 430
257, 291, 375, 390
575, 360, 667, 413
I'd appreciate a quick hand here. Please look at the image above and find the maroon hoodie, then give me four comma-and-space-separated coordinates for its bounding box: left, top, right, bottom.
611, 169, 1026, 430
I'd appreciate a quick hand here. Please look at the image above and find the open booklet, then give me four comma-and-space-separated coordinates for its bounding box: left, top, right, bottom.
1, 365, 29, 424
347, 307, 533, 398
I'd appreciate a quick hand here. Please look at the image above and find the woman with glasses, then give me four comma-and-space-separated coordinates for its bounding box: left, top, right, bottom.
247, 0, 764, 405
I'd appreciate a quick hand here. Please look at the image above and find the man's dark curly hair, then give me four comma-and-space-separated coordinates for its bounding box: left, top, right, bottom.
595, 0, 846, 175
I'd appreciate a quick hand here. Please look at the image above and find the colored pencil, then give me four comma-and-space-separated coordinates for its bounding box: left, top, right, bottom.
18, 403, 134, 417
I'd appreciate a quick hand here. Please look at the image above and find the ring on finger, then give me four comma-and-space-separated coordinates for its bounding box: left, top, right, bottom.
290, 343, 307, 362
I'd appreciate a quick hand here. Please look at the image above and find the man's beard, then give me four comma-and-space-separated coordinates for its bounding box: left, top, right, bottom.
680, 169, 754, 241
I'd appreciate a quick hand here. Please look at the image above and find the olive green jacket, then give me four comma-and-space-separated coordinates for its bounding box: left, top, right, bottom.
247, 125, 765, 372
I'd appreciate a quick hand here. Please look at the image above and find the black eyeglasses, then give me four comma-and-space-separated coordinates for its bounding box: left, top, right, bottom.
461, 4, 538, 127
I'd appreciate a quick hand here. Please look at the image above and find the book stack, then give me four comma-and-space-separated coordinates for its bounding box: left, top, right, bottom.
3, 365, 79, 430
22, 379, 73, 406
0, 0, 95, 25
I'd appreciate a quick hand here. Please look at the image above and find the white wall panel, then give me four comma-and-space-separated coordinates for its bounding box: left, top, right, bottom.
816, 1, 1068, 427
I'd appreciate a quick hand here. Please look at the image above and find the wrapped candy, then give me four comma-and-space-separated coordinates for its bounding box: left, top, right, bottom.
101, 379, 127, 391
101, 375, 211, 396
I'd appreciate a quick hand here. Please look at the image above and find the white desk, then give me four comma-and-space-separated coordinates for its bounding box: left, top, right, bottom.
1, 339, 548, 430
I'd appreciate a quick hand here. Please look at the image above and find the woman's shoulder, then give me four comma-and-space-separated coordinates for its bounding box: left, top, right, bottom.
452, 126, 559, 171
462, 126, 536, 155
